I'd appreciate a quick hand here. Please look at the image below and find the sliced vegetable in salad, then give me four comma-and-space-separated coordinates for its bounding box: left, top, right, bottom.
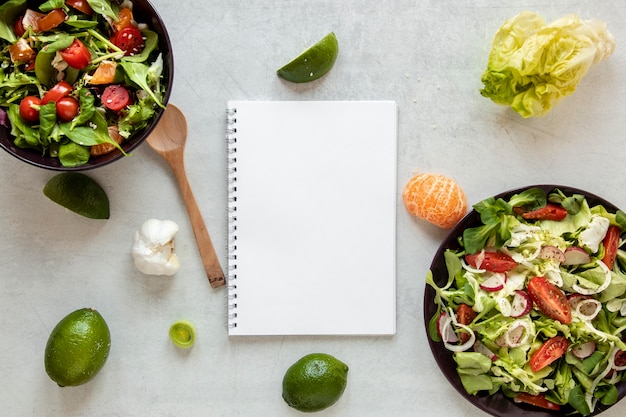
427, 187, 626, 415
0, 0, 166, 167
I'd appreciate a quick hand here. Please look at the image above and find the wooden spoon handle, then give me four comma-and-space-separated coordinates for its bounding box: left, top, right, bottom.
170, 160, 225, 288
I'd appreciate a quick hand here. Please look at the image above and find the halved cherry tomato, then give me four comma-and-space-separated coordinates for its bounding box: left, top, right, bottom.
465, 251, 517, 273
36, 9, 67, 32
456, 303, 476, 343
41, 81, 73, 105
56, 96, 79, 122
602, 226, 621, 270
514, 393, 561, 410
101, 85, 131, 111
19, 96, 41, 122
113, 7, 135, 32
527, 276, 571, 324
59, 38, 91, 70
66, 0, 94, 15
13, 17, 25, 37
529, 336, 570, 372
111, 26, 144, 56
519, 204, 567, 221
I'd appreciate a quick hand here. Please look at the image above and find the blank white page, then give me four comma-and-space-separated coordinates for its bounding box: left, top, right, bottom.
226, 100, 397, 336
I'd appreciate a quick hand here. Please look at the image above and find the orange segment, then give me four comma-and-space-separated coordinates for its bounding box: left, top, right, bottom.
402, 172, 467, 229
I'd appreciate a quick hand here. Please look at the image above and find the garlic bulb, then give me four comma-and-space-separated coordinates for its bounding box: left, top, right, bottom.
132, 219, 180, 276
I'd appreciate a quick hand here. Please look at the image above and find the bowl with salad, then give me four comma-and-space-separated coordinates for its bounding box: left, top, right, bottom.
0, 0, 172, 170
425, 185, 626, 416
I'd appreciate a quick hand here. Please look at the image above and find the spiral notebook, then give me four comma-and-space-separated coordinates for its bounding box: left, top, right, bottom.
226, 100, 397, 336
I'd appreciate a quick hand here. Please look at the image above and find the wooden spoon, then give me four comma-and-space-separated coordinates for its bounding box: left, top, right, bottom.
146, 104, 225, 288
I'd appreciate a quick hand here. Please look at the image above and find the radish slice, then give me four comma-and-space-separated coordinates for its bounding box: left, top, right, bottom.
572, 341, 596, 359
480, 273, 506, 292
495, 320, 532, 348
437, 311, 458, 343
611, 347, 626, 371
563, 247, 591, 265
538, 245, 566, 263
511, 290, 533, 318
473, 340, 498, 361
574, 298, 602, 321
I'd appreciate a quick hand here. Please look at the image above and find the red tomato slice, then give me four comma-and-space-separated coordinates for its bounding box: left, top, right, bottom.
520, 204, 567, 221
59, 38, 91, 69
41, 81, 73, 105
602, 226, 621, 270
514, 393, 561, 410
111, 26, 144, 56
66, 0, 94, 15
19, 96, 41, 122
101, 85, 131, 111
527, 277, 571, 324
56, 96, 79, 122
13, 16, 25, 37
456, 303, 476, 343
529, 336, 570, 372
37, 9, 67, 32
465, 251, 517, 273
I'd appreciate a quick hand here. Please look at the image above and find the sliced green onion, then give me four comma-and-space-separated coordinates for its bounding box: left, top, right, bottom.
169, 320, 196, 349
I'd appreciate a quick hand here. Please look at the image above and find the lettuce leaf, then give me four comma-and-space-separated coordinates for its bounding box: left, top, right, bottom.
480, 11, 615, 118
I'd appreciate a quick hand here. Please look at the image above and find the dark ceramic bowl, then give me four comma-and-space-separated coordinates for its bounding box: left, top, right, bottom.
0, 0, 173, 171
424, 184, 626, 416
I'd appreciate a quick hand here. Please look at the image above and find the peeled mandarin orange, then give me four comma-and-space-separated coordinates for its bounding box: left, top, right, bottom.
402, 172, 467, 229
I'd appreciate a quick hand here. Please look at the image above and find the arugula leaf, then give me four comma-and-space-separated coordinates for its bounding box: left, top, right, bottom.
119, 61, 164, 108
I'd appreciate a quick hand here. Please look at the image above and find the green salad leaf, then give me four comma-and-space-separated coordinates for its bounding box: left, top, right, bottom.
480, 11, 616, 118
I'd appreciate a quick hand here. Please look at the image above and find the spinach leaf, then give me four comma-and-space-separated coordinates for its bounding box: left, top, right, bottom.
86, 0, 118, 21
39, 0, 65, 12
7, 104, 40, 147
39, 35, 76, 54
58, 142, 90, 167
38, 102, 57, 146
64, 16, 99, 29
71, 87, 96, 129
0, 0, 26, 43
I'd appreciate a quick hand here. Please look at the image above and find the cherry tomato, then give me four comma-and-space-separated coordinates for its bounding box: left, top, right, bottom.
529, 336, 570, 372
37, 9, 67, 32
13, 17, 25, 37
111, 26, 144, 56
41, 81, 73, 105
65, 0, 94, 15
465, 251, 517, 273
602, 226, 621, 270
19, 96, 41, 122
59, 38, 91, 70
101, 85, 131, 111
527, 277, 571, 324
56, 96, 79, 122
519, 204, 567, 221
514, 393, 561, 410
456, 303, 476, 343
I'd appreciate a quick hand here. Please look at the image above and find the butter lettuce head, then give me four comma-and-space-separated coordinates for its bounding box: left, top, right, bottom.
480, 11, 615, 118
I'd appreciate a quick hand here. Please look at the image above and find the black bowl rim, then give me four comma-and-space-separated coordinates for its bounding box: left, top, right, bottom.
0, 0, 173, 171
423, 184, 626, 417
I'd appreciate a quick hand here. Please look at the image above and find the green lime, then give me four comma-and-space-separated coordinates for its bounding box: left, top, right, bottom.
44, 308, 111, 387
277, 32, 338, 83
282, 353, 349, 412
43, 172, 110, 219
169, 320, 196, 349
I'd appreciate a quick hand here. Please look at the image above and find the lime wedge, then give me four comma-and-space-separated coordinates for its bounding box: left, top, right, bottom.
43, 173, 110, 219
277, 32, 338, 83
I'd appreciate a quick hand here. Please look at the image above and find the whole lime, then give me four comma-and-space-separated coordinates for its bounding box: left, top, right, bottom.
44, 308, 111, 387
282, 353, 349, 412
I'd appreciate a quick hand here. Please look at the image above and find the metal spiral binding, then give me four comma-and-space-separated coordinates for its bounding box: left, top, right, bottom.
226, 107, 238, 329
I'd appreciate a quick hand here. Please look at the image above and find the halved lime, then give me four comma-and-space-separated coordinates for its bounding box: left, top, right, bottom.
169, 320, 196, 349
277, 32, 338, 83
43, 173, 110, 219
